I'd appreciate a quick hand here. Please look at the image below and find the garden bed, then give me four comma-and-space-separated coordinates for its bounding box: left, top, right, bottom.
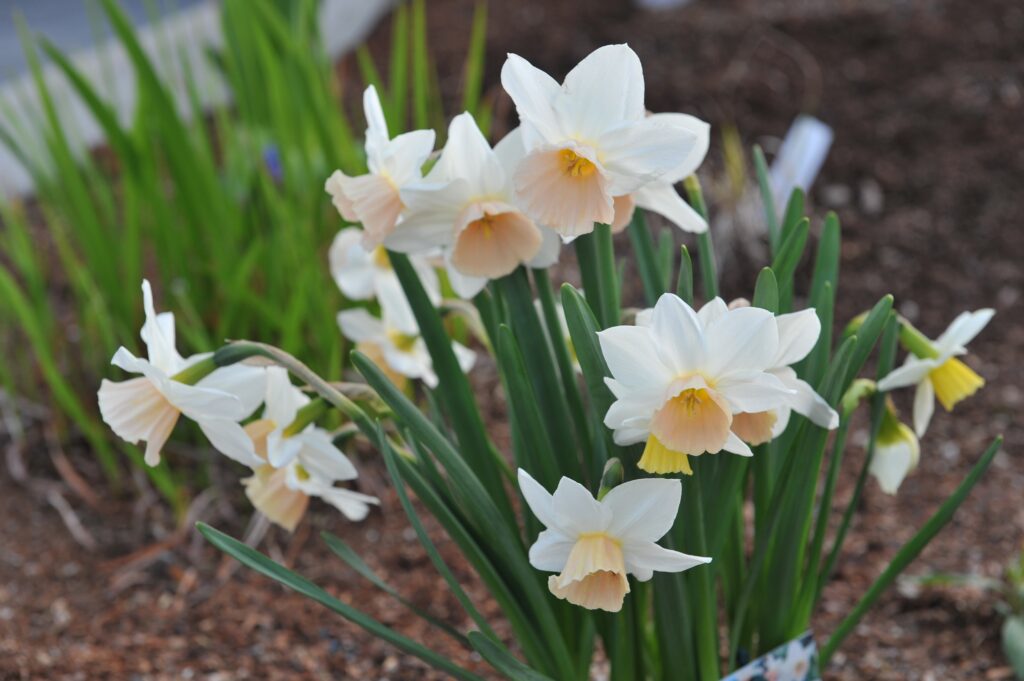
3, 0, 1022, 678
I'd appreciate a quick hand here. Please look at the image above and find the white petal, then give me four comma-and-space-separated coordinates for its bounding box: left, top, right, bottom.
517, 468, 556, 528
97, 377, 179, 466
500, 53, 563, 145
913, 378, 935, 438
140, 280, 183, 373
318, 486, 379, 521
551, 476, 609, 536
267, 432, 303, 468
386, 181, 466, 253
528, 528, 575, 572
715, 370, 793, 413
775, 371, 839, 429
869, 440, 919, 495
597, 325, 671, 390
643, 113, 710, 181
560, 44, 645, 138
329, 227, 377, 300
198, 364, 267, 419
598, 117, 703, 195
934, 308, 994, 354
362, 84, 391, 165
381, 129, 436, 185
433, 113, 504, 196
632, 181, 707, 234
603, 477, 681, 542
649, 293, 706, 374
721, 431, 754, 457
452, 341, 477, 374
702, 306, 779, 377
337, 309, 385, 343
696, 297, 728, 327
199, 418, 262, 467
773, 309, 821, 367
876, 356, 936, 391
445, 261, 489, 299
297, 429, 359, 482
623, 539, 710, 577
261, 367, 306, 426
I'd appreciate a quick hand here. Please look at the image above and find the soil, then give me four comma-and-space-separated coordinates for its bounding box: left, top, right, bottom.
3, 0, 1023, 679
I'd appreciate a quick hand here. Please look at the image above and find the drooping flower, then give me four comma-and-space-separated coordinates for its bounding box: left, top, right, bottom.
325, 85, 435, 248
877, 309, 994, 436
600, 293, 794, 475
242, 367, 377, 531
386, 114, 560, 298
609, 113, 711, 235
501, 44, 706, 237
328, 226, 442, 315
868, 400, 920, 495
518, 469, 710, 612
98, 281, 266, 467
337, 277, 475, 388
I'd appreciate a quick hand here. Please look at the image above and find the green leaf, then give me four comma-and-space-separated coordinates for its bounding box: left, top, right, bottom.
676, 245, 694, 305
196, 523, 483, 680
821, 436, 1004, 663
752, 267, 779, 313
468, 631, 557, 681
752, 145, 779, 252
627, 211, 665, 306
1002, 615, 1024, 679
321, 531, 467, 643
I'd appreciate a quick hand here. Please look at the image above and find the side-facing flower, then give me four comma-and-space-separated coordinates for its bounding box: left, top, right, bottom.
518, 469, 710, 612
325, 85, 435, 247
877, 309, 994, 436
501, 44, 705, 237
98, 280, 266, 467
386, 114, 559, 298
337, 278, 475, 388
868, 400, 921, 495
600, 293, 794, 475
609, 113, 711, 235
242, 367, 378, 531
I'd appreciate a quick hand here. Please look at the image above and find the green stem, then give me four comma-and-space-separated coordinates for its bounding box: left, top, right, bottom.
686, 475, 720, 681
683, 176, 718, 300
282, 398, 327, 437
171, 355, 217, 385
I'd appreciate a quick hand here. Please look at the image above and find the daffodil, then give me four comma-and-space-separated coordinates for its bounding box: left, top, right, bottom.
518, 469, 710, 612
386, 115, 559, 298
328, 226, 441, 315
868, 400, 921, 495
877, 309, 994, 436
337, 277, 475, 388
609, 113, 710, 235
242, 367, 377, 531
501, 44, 706, 237
600, 293, 794, 474
325, 85, 435, 247
98, 280, 266, 467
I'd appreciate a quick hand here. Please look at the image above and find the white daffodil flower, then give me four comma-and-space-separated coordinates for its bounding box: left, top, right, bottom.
328, 225, 442, 324
877, 309, 994, 436
325, 85, 435, 248
337, 277, 476, 388
868, 402, 921, 495
386, 114, 560, 298
500, 44, 706, 238
600, 293, 794, 475
242, 367, 377, 531
518, 469, 710, 612
609, 113, 711, 235
98, 280, 266, 467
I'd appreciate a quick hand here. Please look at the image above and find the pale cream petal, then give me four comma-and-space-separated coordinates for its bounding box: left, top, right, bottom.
244, 466, 309, 532
514, 146, 614, 237
325, 170, 359, 222
610, 194, 636, 233
650, 386, 732, 455
337, 173, 403, 246
730, 410, 778, 446
548, 534, 630, 612
98, 377, 180, 466
450, 209, 543, 279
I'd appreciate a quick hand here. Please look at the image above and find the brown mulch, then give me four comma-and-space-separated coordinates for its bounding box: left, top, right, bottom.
3, 0, 1023, 679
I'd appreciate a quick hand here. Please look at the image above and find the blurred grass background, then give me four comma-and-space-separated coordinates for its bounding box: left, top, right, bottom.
0, 0, 488, 508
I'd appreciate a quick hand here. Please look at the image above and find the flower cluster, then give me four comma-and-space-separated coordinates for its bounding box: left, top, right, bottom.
98, 281, 377, 530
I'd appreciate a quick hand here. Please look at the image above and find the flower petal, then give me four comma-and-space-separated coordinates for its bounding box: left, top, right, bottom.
517, 468, 557, 528
597, 325, 671, 390
560, 44, 645, 138
603, 477, 681, 542
644, 113, 710, 181
199, 418, 262, 467
702, 306, 779, 377
876, 356, 936, 391
528, 528, 576, 572
551, 476, 609, 536
337, 309, 384, 343
623, 539, 710, 577
598, 117, 702, 196
773, 309, 821, 367
934, 308, 994, 354
500, 53, 562, 145
632, 181, 707, 233
649, 293, 706, 374
913, 378, 935, 438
